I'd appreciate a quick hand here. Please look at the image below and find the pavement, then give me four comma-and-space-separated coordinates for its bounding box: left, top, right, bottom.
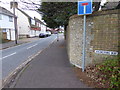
0, 37, 40, 50
9, 35, 90, 88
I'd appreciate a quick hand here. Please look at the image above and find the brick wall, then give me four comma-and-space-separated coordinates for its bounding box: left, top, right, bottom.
66, 9, 120, 68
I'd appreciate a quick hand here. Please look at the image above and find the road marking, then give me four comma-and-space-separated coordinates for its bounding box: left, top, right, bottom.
1, 52, 16, 59
27, 44, 38, 49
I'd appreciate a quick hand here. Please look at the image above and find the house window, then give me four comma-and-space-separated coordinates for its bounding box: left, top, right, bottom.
31, 19, 35, 25
0, 14, 2, 20
37, 22, 39, 27
9, 16, 13, 22
2, 29, 6, 32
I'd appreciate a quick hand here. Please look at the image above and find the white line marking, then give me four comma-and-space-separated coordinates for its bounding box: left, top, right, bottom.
1, 52, 16, 59
27, 44, 38, 49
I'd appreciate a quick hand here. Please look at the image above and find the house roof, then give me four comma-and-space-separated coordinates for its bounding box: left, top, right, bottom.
17, 8, 32, 19
0, 6, 14, 17
34, 17, 46, 26
102, 2, 120, 10
17, 8, 46, 26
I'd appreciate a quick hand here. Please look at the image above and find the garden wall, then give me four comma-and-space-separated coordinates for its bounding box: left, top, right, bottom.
66, 9, 120, 68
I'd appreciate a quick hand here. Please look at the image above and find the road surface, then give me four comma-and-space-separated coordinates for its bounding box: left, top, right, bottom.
1, 35, 57, 80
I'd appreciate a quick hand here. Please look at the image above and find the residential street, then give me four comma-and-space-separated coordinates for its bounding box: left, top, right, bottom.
9, 34, 89, 88
1, 0, 120, 88
1, 35, 57, 80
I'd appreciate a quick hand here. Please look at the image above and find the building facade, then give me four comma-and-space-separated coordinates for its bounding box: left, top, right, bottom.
16, 8, 47, 38
0, 6, 16, 40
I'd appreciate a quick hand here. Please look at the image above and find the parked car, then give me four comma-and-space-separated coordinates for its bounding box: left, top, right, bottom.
39, 33, 46, 38
54, 31, 58, 34
45, 31, 51, 37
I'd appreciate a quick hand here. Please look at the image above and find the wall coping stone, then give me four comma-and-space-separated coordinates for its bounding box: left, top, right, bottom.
70, 9, 120, 20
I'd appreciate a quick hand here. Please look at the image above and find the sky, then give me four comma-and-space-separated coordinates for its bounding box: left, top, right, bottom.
0, 0, 42, 20
0, 0, 109, 21
0, 0, 108, 10
0, 0, 41, 10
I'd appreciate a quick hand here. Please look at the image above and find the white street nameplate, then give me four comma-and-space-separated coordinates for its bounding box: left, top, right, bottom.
95, 50, 118, 55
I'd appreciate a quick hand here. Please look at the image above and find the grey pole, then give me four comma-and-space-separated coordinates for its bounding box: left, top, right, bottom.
13, 0, 17, 44
57, 29, 59, 41
82, 5, 87, 72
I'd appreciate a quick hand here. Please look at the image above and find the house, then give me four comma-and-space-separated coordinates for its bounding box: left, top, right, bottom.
34, 17, 47, 36
16, 8, 47, 38
15, 8, 31, 38
101, 1, 120, 10
0, 6, 16, 40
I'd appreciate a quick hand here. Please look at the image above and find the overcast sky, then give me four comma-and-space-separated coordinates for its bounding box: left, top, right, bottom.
0, 0, 42, 20
0, 0, 108, 20
0, 0, 41, 10
0, 0, 107, 10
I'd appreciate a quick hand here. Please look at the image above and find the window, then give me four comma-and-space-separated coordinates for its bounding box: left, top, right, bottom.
37, 22, 39, 27
31, 19, 35, 25
2, 29, 6, 32
0, 14, 1, 20
9, 16, 13, 22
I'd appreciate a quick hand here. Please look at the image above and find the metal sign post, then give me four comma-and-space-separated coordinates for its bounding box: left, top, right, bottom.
82, 4, 87, 72
78, 0, 92, 72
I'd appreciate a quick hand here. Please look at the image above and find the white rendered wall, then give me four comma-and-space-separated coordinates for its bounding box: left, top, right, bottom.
35, 31, 40, 36
6, 29, 15, 40
0, 14, 15, 40
0, 14, 14, 29
16, 9, 30, 36
41, 24, 46, 33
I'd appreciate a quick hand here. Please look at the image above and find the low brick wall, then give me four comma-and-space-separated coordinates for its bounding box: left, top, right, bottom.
67, 9, 120, 68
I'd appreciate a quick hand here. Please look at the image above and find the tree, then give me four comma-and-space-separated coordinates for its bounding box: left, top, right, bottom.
39, 1, 102, 30
38, 2, 77, 29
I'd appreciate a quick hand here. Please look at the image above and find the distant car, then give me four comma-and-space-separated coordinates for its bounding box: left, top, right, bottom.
45, 31, 51, 37
39, 33, 46, 38
54, 31, 58, 34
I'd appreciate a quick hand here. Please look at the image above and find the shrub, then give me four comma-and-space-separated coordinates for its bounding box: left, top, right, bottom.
97, 57, 120, 88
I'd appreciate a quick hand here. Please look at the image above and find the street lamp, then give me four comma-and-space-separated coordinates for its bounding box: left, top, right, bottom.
10, 0, 18, 44
57, 28, 59, 41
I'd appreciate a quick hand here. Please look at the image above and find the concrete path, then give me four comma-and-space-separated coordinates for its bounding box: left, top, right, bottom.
13, 35, 89, 88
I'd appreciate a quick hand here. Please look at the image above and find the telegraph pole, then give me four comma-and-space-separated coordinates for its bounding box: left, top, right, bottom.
11, 0, 18, 44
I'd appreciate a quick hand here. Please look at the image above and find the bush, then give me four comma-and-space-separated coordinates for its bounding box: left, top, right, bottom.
97, 57, 120, 88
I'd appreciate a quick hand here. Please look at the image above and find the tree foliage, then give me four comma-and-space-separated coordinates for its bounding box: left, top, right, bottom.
38, 2, 77, 29
38, 1, 102, 29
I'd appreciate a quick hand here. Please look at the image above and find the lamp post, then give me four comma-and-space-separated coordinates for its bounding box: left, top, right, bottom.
57, 28, 59, 41
10, 0, 18, 44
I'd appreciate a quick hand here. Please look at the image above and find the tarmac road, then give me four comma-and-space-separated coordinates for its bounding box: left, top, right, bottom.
1, 35, 57, 80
